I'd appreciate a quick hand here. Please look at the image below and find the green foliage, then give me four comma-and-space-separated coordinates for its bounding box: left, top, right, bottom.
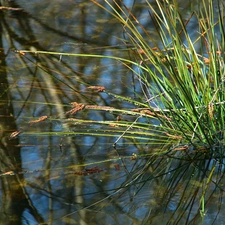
20, 0, 225, 154
19, 0, 225, 223
91, 0, 225, 154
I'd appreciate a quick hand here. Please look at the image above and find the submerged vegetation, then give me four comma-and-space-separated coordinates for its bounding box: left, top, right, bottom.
14, 0, 225, 224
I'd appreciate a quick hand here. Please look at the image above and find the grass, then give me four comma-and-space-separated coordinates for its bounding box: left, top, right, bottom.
21, 1, 225, 153
19, 0, 225, 150
18, 0, 225, 224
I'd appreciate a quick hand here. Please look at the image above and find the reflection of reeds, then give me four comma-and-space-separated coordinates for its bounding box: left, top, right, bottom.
71, 166, 103, 175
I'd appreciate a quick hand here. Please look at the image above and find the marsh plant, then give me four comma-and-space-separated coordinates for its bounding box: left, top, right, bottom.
20, 0, 225, 224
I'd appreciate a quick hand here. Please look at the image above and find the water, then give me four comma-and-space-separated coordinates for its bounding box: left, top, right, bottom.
0, 0, 225, 225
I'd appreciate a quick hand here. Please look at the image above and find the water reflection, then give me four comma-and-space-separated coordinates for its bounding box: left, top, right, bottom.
0, 0, 225, 225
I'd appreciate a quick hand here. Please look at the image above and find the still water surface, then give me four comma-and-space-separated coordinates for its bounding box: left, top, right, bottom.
0, 1, 225, 225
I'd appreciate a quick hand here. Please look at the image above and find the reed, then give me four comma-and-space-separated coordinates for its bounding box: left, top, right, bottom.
20, 1, 225, 153
19, 1, 225, 223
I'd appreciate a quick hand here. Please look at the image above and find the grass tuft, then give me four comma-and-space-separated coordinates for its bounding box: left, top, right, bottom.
18, 1, 225, 223
18, 0, 225, 155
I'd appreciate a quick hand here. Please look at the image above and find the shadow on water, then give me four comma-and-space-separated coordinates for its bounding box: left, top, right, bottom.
0, 0, 225, 225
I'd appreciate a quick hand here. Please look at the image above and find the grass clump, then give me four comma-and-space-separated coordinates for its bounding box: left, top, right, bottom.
20, 0, 225, 154
97, 0, 225, 155
18, 0, 225, 223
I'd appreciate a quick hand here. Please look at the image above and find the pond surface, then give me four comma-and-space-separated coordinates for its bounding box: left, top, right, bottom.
0, 1, 225, 225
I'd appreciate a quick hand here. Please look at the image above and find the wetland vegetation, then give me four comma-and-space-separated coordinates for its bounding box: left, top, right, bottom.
0, 0, 225, 224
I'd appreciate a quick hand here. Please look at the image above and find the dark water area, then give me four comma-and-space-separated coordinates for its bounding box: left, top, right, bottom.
0, 0, 225, 225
